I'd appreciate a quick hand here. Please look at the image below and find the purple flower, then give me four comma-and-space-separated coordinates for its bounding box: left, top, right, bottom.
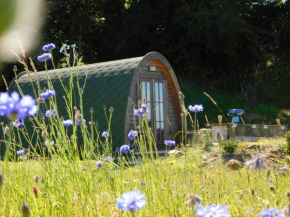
63, 119, 73, 126
120, 145, 130, 154
22, 202, 30, 217
17, 149, 26, 156
116, 189, 145, 213
128, 130, 138, 140
245, 153, 269, 172
37, 53, 51, 62
134, 104, 148, 116
13, 65, 17, 71
102, 131, 109, 138
75, 119, 86, 126
97, 161, 103, 168
103, 156, 113, 162
188, 104, 204, 112
269, 179, 274, 183
195, 204, 230, 217
259, 208, 285, 217
164, 140, 176, 146
0, 92, 38, 120
35, 176, 39, 183
45, 109, 56, 118
42, 43, 56, 51
281, 166, 288, 171
40, 89, 55, 100
13, 119, 24, 128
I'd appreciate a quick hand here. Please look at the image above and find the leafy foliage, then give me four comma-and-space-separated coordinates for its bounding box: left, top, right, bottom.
222, 140, 238, 154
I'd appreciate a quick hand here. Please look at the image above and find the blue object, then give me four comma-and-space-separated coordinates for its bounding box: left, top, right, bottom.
233, 116, 239, 123
228, 109, 244, 116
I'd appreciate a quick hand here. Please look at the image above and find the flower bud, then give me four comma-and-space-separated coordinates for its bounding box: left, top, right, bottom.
41, 131, 48, 137
35, 176, 39, 183
33, 187, 38, 198
286, 191, 290, 200
179, 91, 185, 99
3, 125, 9, 135
22, 202, 31, 217
90, 107, 93, 113
251, 189, 255, 196
13, 65, 17, 72
109, 107, 114, 112
186, 193, 201, 208
269, 186, 276, 192
0, 173, 3, 187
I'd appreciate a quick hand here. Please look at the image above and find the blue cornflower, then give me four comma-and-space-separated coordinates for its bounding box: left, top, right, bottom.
63, 119, 73, 126
102, 131, 109, 138
116, 189, 145, 213
120, 145, 130, 154
97, 161, 103, 168
17, 150, 26, 156
0, 92, 38, 120
281, 166, 288, 171
195, 203, 229, 217
13, 119, 24, 128
134, 104, 148, 116
164, 140, 176, 146
40, 89, 56, 100
37, 53, 51, 62
259, 208, 285, 217
245, 153, 269, 172
42, 43, 56, 51
188, 104, 203, 112
45, 109, 56, 118
75, 119, 86, 126
128, 130, 138, 140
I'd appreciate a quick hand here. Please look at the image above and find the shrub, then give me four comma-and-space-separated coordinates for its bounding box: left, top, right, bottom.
222, 140, 238, 154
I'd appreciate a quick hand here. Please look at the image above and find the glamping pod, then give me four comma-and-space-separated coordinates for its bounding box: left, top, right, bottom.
8, 52, 182, 151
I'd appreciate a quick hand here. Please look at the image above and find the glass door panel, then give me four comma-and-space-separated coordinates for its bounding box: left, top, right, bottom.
140, 79, 166, 144
141, 81, 151, 127
154, 81, 165, 143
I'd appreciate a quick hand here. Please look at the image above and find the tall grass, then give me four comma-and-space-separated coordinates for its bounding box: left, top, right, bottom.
0, 44, 289, 216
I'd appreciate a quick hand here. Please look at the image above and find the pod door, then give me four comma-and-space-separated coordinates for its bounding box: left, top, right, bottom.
140, 79, 168, 144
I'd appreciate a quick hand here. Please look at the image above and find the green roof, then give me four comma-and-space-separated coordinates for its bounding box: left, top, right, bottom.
8, 56, 143, 151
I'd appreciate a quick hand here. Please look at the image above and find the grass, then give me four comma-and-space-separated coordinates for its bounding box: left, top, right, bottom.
1, 43, 290, 217
0, 138, 290, 216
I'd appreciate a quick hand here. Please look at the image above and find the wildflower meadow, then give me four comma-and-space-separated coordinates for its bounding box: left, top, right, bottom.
0, 43, 290, 217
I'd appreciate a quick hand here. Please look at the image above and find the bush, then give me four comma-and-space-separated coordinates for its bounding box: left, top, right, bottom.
222, 140, 238, 154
